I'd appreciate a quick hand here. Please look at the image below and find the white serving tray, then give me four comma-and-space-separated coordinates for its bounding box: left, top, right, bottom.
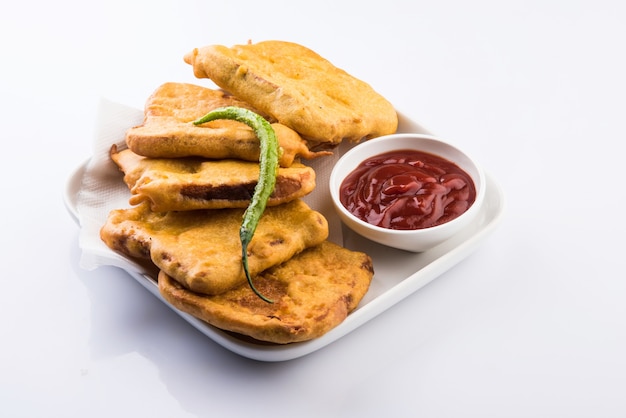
64, 112, 504, 362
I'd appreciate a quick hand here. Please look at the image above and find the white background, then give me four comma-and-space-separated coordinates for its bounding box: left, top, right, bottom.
2, 0, 625, 416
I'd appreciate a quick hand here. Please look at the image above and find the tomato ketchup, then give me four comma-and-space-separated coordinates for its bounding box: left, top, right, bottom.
339, 150, 476, 230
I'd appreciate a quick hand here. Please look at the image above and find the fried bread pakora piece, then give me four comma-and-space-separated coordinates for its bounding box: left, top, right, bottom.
159, 241, 374, 344
110, 146, 316, 212
100, 199, 328, 295
184, 41, 398, 149
125, 82, 329, 167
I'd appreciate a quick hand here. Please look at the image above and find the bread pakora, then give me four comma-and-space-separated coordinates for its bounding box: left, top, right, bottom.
184, 41, 398, 148
159, 241, 374, 344
110, 146, 316, 212
100, 199, 329, 295
125, 82, 329, 167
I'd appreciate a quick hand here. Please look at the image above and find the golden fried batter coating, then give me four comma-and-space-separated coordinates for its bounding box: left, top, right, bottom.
159, 241, 374, 344
110, 146, 316, 212
125, 82, 329, 167
100, 200, 328, 295
184, 41, 398, 148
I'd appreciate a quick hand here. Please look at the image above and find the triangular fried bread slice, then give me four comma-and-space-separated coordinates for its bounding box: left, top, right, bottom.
159, 241, 374, 344
110, 146, 316, 212
100, 199, 328, 295
125, 82, 329, 167
184, 41, 398, 148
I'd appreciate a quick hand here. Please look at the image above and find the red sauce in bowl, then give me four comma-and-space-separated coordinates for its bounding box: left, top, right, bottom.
339, 149, 476, 230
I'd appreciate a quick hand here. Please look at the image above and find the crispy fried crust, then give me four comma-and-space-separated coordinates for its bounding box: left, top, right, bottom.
184, 41, 398, 147
159, 241, 374, 344
100, 200, 328, 295
110, 146, 316, 211
125, 82, 330, 167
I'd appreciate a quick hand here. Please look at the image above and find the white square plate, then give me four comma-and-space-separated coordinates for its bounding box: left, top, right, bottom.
64, 111, 504, 362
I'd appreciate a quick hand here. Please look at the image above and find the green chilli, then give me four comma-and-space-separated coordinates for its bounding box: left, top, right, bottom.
193, 106, 279, 303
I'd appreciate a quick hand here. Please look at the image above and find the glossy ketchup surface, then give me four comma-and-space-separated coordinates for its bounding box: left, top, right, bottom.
339, 149, 476, 230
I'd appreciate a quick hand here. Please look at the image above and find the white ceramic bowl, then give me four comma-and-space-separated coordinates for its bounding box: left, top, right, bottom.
329, 133, 486, 252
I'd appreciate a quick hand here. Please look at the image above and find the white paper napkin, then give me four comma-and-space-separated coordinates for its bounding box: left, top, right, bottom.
75, 98, 345, 272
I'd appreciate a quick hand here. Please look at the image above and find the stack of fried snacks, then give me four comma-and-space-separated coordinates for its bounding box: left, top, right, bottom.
99, 40, 395, 343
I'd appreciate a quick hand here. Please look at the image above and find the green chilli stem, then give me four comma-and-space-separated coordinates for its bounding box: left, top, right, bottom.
193, 106, 279, 303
